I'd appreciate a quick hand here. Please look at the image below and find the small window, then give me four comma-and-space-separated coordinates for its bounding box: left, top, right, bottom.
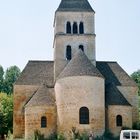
41, 116, 47, 128
66, 45, 72, 60
73, 22, 78, 34
66, 22, 71, 34
132, 132, 139, 139
79, 22, 84, 34
79, 45, 84, 52
135, 132, 139, 139
123, 132, 130, 139
79, 107, 89, 124
116, 115, 122, 127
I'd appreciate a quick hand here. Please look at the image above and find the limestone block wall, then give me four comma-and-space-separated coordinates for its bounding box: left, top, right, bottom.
53, 12, 96, 80
54, 12, 95, 35
117, 86, 139, 122
54, 35, 96, 79
54, 35, 95, 61
107, 105, 132, 136
25, 106, 57, 139
55, 76, 105, 137
13, 85, 39, 138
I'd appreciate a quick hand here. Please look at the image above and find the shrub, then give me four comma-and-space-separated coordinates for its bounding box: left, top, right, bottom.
102, 129, 119, 140
94, 136, 103, 140
33, 129, 120, 140
34, 130, 66, 140
79, 132, 89, 140
34, 130, 45, 140
103, 129, 114, 139
0, 93, 13, 138
121, 126, 131, 130
133, 122, 140, 130
7, 131, 13, 140
71, 127, 80, 139
57, 133, 65, 140
46, 132, 57, 140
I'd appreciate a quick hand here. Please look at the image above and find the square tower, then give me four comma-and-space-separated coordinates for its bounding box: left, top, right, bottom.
53, 0, 96, 79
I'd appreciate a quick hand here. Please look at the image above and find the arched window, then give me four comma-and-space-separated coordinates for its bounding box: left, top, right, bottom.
79, 22, 84, 34
116, 115, 122, 127
66, 45, 72, 60
66, 22, 71, 34
41, 116, 47, 128
79, 45, 84, 52
79, 107, 89, 124
73, 22, 78, 34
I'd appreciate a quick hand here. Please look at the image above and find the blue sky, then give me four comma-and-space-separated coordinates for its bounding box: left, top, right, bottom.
0, 0, 140, 74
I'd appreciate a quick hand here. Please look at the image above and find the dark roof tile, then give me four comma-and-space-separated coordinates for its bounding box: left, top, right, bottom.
105, 83, 131, 106
15, 61, 54, 86
58, 50, 104, 80
57, 0, 94, 12
96, 61, 137, 86
25, 85, 55, 107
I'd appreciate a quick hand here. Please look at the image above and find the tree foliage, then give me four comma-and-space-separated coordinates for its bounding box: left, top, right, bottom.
0, 65, 20, 136
0, 93, 13, 137
0, 65, 21, 94
131, 70, 140, 95
0, 65, 4, 92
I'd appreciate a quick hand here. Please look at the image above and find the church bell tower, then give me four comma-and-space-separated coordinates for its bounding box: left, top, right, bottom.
53, 0, 96, 79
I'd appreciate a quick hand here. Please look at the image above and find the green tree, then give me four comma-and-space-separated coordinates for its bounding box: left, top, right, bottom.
0, 111, 7, 138
131, 70, 140, 95
3, 66, 21, 94
0, 65, 4, 92
0, 93, 13, 137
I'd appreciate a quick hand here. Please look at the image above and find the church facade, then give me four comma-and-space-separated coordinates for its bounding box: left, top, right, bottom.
13, 0, 139, 139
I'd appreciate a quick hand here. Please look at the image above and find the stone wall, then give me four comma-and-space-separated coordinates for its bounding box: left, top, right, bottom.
53, 12, 96, 79
107, 105, 132, 136
55, 76, 105, 138
54, 12, 95, 35
13, 85, 39, 138
54, 35, 96, 79
118, 86, 139, 122
25, 105, 57, 139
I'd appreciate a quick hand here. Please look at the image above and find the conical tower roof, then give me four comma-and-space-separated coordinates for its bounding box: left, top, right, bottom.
58, 50, 103, 80
57, 0, 94, 12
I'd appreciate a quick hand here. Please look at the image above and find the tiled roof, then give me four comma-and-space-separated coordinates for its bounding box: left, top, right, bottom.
57, 0, 94, 12
25, 85, 55, 107
15, 61, 54, 86
58, 50, 104, 80
15, 57, 136, 107
97, 61, 137, 106
105, 83, 131, 106
96, 61, 137, 87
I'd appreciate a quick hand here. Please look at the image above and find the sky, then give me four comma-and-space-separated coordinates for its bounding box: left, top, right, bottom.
0, 0, 140, 74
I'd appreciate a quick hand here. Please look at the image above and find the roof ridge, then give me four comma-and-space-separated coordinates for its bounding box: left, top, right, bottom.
25, 85, 55, 107
29, 60, 54, 63
57, 50, 104, 80
105, 83, 131, 106
24, 88, 39, 107
57, 0, 94, 12
15, 61, 54, 85
96, 62, 137, 87
97, 61, 117, 63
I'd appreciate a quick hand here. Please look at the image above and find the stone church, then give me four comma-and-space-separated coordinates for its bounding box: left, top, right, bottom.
13, 0, 139, 139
